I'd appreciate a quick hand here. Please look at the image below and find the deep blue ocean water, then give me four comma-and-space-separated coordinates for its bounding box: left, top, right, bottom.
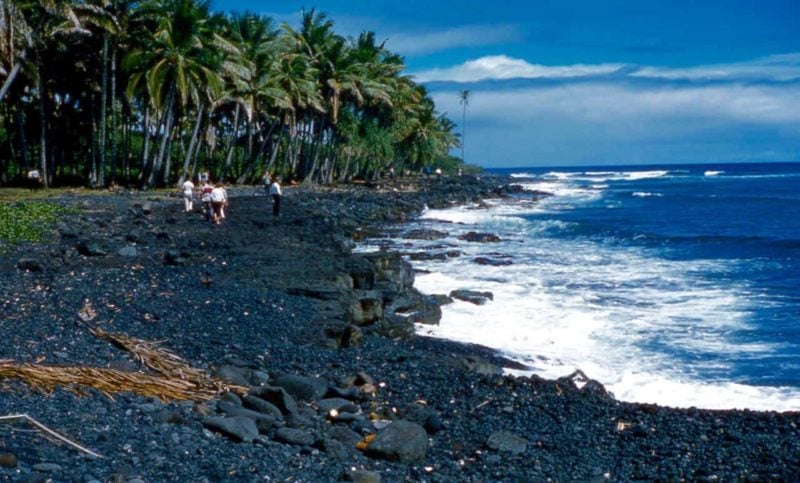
375, 162, 800, 410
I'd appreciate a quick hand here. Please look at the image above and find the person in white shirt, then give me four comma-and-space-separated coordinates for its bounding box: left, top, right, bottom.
210, 185, 227, 224
270, 177, 282, 217
181, 179, 195, 212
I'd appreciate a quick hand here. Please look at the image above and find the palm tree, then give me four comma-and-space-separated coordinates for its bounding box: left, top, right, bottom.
125, 0, 223, 187
458, 89, 470, 164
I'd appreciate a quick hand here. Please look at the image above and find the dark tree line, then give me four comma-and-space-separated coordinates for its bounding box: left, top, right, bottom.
0, 0, 463, 188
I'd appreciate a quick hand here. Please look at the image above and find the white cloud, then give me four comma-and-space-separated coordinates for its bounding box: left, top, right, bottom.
385, 25, 523, 56
434, 83, 800, 126
631, 53, 800, 82
423, 53, 800, 167
414, 53, 800, 83
415, 55, 624, 82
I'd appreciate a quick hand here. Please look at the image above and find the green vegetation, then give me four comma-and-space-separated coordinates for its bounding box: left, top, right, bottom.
0, 1, 470, 189
0, 201, 71, 246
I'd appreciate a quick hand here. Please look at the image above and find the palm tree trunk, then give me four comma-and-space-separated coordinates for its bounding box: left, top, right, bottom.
146, 87, 176, 188
0, 59, 22, 103
98, 32, 109, 187
109, 45, 118, 183
37, 60, 48, 188
179, 100, 205, 185
220, 103, 241, 181
15, 108, 28, 169
139, 104, 151, 182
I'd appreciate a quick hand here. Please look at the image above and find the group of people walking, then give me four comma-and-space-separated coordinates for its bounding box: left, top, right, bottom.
181, 178, 228, 224
180, 171, 282, 223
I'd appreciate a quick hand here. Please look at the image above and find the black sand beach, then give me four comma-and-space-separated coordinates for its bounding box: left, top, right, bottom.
1, 176, 799, 481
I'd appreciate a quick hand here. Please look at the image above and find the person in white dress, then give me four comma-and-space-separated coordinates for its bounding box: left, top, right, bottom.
181, 179, 195, 212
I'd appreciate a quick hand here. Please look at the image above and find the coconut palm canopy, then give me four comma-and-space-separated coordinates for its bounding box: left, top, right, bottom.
0, 1, 465, 188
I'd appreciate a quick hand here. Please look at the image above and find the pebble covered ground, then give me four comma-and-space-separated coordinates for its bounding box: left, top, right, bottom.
1, 177, 799, 482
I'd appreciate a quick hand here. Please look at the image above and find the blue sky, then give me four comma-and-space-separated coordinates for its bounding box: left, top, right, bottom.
213, 1, 800, 168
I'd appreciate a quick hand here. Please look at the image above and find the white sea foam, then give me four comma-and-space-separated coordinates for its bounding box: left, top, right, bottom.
705, 170, 724, 176
541, 170, 670, 183
392, 189, 800, 412
632, 192, 663, 197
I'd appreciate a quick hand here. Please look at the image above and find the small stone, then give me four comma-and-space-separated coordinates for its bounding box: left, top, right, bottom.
347, 470, 382, 483
0, 453, 17, 468
17, 258, 43, 272
32, 463, 63, 472
117, 246, 138, 257
486, 431, 528, 454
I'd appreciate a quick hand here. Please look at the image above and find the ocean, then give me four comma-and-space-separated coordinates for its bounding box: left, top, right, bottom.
363, 162, 800, 411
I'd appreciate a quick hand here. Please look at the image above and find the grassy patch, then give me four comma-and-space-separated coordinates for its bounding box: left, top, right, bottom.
0, 201, 74, 247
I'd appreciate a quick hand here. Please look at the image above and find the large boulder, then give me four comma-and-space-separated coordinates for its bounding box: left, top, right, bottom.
365, 420, 428, 462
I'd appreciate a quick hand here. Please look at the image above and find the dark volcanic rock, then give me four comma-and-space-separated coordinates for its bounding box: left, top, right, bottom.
473, 256, 512, 266
203, 416, 259, 443
487, 431, 529, 454
272, 374, 329, 402
458, 232, 501, 242
365, 420, 429, 462
76, 241, 108, 256
450, 289, 494, 305
17, 258, 43, 272
275, 427, 316, 446
403, 229, 448, 240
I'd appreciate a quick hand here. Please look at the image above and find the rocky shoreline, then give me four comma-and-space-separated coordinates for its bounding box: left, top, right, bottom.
1, 176, 799, 481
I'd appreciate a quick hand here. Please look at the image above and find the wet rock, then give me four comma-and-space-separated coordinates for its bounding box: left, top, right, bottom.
472, 257, 512, 266
430, 294, 453, 306
403, 229, 448, 240
450, 289, 494, 305
458, 232, 501, 243
408, 252, 448, 261
365, 420, 428, 462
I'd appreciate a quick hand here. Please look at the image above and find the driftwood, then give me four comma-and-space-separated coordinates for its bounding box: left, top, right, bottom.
0, 413, 103, 458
